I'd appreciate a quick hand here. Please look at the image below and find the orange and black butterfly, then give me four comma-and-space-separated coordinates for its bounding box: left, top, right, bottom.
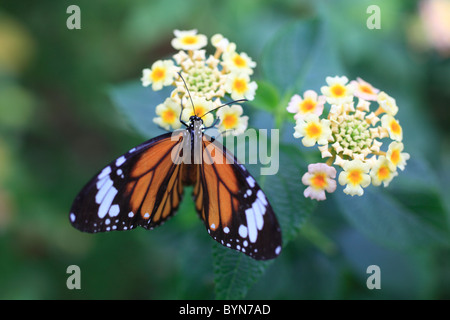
69, 87, 282, 260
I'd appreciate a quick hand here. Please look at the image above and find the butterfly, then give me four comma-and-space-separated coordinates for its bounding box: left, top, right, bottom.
69, 83, 282, 260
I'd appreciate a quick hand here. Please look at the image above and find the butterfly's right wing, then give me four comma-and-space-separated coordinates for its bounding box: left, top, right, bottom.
192, 135, 282, 260
70, 130, 187, 233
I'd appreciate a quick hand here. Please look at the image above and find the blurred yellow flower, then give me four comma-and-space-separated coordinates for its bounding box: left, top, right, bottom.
153, 98, 182, 131
420, 0, 450, 56
386, 141, 410, 171
338, 160, 371, 196
293, 114, 332, 147
377, 91, 399, 116
321, 76, 354, 105
216, 104, 248, 135
222, 51, 256, 75
302, 163, 337, 201
171, 29, 207, 51
287, 90, 325, 120
370, 156, 398, 187
381, 114, 403, 141
141, 60, 178, 91
225, 72, 257, 100
351, 77, 379, 101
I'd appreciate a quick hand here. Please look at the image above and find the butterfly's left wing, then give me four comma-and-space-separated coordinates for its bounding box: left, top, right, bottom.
70, 131, 186, 233
193, 135, 282, 260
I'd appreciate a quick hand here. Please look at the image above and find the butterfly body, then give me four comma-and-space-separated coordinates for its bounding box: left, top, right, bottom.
70, 115, 282, 260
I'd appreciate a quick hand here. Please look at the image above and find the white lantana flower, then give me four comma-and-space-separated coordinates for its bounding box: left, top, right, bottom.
293, 114, 332, 147
338, 159, 371, 196
171, 29, 207, 51
225, 72, 257, 100
153, 97, 182, 131
320, 76, 354, 105
216, 104, 248, 135
141, 60, 178, 91
301, 163, 337, 201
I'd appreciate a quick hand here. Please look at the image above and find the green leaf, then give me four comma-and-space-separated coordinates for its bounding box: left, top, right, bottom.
260, 19, 343, 95
335, 158, 450, 251
213, 244, 271, 300
108, 80, 171, 138
249, 80, 280, 113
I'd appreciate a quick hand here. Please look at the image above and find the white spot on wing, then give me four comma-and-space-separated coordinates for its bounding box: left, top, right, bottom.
98, 166, 111, 180
252, 201, 264, 230
223, 227, 230, 234
257, 190, 268, 205
96, 176, 108, 189
245, 208, 258, 243
128, 211, 134, 218
115, 155, 126, 167
109, 204, 120, 217
238, 225, 248, 238
257, 198, 266, 216
95, 178, 113, 205
247, 176, 256, 188
275, 246, 282, 255
98, 187, 117, 219
70, 213, 76, 222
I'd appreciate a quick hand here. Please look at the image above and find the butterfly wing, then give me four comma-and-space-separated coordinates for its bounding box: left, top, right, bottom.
70, 131, 187, 233
193, 135, 282, 260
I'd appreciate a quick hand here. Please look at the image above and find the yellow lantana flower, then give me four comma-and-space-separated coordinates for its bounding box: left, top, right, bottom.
386, 141, 410, 171
301, 163, 337, 201
320, 76, 354, 105
216, 104, 248, 135
350, 77, 379, 101
338, 159, 371, 196
171, 29, 207, 51
293, 114, 332, 147
370, 156, 398, 187
222, 51, 256, 75
287, 90, 325, 120
377, 91, 399, 116
141, 60, 178, 91
381, 114, 403, 141
225, 72, 257, 100
153, 98, 182, 131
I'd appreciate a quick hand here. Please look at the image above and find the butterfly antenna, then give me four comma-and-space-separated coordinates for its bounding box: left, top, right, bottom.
177, 72, 196, 115
199, 99, 248, 118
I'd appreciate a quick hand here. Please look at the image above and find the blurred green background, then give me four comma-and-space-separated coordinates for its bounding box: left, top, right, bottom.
0, 0, 449, 299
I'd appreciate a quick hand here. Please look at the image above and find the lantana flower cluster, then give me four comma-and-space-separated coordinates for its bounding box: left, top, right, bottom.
141, 29, 257, 135
288, 76, 410, 200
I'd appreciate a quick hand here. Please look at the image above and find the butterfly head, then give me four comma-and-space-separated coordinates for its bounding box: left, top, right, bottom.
188, 115, 203, 129
189, 115, 203, 123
